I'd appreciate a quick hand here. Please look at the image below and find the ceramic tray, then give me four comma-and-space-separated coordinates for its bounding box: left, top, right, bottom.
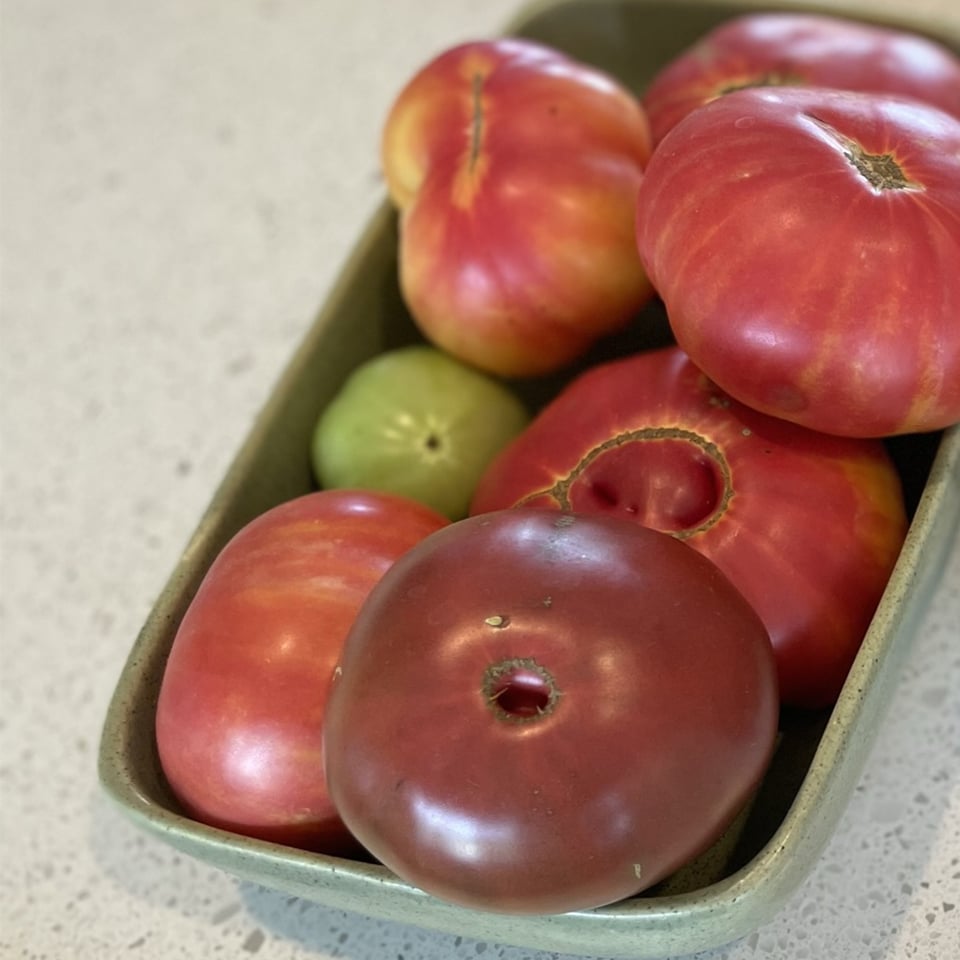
99, 1, 960, 956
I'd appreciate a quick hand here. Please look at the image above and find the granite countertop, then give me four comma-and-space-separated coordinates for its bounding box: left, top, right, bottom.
2, 1, 958, 958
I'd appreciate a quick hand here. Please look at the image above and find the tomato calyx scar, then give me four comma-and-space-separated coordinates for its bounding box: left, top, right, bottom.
844, 146, 919, 192
716, 69, 805, 97
803, 113, 923, 193
482, 656, 562, 724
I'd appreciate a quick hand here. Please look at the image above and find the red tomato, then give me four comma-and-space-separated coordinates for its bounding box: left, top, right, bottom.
635, 87, 960, 438
323, 510, 778, 914
154, 489, 448, 854
382, 38, 654, 377
643, 11, 960, 144
471, 347, 909, 709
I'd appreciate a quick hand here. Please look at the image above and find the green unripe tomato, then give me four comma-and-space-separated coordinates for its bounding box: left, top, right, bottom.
311, 345, 530, 520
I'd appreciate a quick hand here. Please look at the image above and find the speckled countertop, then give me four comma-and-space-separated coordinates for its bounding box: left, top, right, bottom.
2, 1, 958, 958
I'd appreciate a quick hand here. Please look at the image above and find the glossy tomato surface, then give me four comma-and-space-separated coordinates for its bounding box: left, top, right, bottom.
642, 12, 960, 144
323, 510, 778, 914
155, 489, 447, 854
382, 38, 653, 377
636, 87, 960, 438
472, 347, 909, 708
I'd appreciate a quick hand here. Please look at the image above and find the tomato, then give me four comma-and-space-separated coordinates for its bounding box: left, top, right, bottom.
381, 38, 654, 377
635, 87, 960, 438
323, 509, 779, 914
311, 345, 529, 520
642, 11, 960, 145
154, 489, 448, 854
471, 347, 908, 709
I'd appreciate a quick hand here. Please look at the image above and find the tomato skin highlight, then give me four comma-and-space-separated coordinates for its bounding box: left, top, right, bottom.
154, 489, 448, 854
635, 86, 960, 438
323, 510, 779, 914
472, 346, 909, 709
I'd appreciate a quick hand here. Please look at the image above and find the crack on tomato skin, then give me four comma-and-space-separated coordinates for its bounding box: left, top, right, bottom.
513, 427, 734, 540
469, 72, 485, 173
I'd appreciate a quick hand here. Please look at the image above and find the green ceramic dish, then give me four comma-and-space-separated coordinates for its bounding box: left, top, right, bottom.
98, 1, 960, 956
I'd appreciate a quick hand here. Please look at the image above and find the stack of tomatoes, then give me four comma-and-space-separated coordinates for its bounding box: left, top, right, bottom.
155, 12, 960, 916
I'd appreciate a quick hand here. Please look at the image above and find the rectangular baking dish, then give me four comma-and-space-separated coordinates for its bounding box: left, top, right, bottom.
98, 1, 960, 956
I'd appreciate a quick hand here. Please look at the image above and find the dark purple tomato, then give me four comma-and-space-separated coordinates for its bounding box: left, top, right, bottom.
323, 509, 779, 913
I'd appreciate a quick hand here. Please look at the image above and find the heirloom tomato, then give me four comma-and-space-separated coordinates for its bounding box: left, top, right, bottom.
323, 510, 778, 914
381, 38, 653, 377
635, 87, 960, 438
642, 11, 960, 144
471, 347, 909, 709
155, 489, 447, 854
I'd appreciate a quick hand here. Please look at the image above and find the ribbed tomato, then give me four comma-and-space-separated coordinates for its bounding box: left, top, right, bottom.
635, 87, 960, 437
471, 346, 909, 708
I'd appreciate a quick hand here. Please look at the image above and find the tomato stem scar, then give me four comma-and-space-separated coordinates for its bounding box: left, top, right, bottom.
804, 113, 922, 192
717, 69, 805, 95
515, 427, 734, 539
482, 657, 561, 724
